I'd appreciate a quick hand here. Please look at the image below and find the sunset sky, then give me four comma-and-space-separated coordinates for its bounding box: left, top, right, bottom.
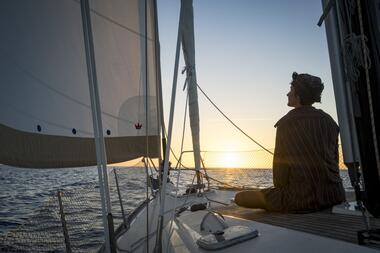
155, 0, 337, 168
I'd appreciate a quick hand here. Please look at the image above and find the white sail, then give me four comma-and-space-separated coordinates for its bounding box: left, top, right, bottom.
0, 0, 161, 168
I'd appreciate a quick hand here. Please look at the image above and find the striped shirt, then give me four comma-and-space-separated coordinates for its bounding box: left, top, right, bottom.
263, 106, 346, 212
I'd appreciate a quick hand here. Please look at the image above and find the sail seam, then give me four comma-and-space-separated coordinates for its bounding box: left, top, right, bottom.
72, 0, 154, 41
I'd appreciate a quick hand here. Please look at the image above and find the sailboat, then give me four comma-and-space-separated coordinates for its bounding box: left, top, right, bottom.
0, 0, 380, 252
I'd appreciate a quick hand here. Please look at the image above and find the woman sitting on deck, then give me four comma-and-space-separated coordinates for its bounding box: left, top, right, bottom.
235, 72, 346, 212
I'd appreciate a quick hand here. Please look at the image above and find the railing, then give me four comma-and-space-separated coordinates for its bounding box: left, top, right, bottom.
0, 164, 149, 253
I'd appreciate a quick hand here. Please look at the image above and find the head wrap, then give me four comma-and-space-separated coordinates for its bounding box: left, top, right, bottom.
291, 72, 324, 104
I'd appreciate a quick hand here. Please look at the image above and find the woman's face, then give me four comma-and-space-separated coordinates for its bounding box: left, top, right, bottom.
287, 86, 301, 107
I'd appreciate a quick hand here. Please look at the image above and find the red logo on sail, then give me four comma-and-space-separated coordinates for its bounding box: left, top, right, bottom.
135, 123, 142, 129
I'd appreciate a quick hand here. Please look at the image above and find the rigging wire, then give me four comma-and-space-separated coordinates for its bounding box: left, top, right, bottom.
196, 83, 274, 156
161, 98, 262, 189
356, 0, 380, 183
143, 0, 150, 251
165, 92, 189, 249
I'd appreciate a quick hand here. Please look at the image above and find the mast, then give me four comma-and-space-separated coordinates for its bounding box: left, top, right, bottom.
321, 0, 362, 195
321, 0, 380, 217
80, 1, 114, 252
181, 0, 202, 187
155, 1, 202, 251
154, 2, 184, 252
321, 0, 361, 168
320, 0, 369, 225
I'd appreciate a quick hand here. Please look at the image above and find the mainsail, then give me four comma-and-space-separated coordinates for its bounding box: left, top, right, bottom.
0, 0, 161, 168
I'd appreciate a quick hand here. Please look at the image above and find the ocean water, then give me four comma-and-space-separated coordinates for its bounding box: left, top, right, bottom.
0, 165, 352, 252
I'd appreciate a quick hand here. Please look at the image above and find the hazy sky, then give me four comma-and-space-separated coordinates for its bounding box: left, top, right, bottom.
156, 0, 336, 168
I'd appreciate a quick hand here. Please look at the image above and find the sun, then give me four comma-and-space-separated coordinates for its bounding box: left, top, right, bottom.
221, 152, 240, 168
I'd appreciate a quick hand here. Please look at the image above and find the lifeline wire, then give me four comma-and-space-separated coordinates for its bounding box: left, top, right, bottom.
196, 83, 274, 156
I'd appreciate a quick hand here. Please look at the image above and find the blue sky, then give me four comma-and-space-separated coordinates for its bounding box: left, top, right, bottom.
156, 0, 336, 167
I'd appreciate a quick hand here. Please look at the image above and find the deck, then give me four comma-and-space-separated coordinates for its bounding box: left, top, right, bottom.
216, 204, 380, 248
